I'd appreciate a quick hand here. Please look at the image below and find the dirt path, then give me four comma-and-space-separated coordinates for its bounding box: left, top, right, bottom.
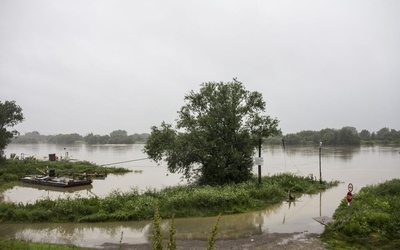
103, 232, 326, 249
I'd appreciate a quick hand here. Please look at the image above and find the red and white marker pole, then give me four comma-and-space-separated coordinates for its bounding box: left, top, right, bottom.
347, 183, 353, 206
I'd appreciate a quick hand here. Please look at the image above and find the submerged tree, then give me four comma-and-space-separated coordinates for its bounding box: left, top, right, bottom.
0, 101, 24, 159
144, 79, 280, 185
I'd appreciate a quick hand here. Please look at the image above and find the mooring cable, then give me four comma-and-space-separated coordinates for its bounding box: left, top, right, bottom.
100, 157, 149, 166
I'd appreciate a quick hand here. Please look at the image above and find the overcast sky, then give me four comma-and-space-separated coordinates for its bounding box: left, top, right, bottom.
1, 0, 399, 136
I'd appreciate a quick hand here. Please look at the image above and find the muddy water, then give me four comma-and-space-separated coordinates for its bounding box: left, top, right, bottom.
1, 144, 399, 248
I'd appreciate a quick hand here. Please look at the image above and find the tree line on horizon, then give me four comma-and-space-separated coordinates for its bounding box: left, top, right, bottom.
11, 130, 150, 145
266, 126, 400, 146
11, 127, 400, 146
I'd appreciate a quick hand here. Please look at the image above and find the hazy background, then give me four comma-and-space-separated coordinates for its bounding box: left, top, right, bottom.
1, 0, 399, 136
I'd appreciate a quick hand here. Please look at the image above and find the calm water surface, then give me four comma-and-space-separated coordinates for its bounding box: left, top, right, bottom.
1, 143, 399, 248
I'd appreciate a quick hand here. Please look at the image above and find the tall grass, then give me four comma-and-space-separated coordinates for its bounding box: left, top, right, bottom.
322, 179, 400, 249
0, 173, 338, 223
207, 214, 221, 250
167, 214, 176, 250
152, 202, 164, 250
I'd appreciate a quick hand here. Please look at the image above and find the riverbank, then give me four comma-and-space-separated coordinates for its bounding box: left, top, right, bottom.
321, 178, 400, 249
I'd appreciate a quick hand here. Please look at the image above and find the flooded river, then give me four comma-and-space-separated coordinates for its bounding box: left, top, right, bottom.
1, 143, 399, 248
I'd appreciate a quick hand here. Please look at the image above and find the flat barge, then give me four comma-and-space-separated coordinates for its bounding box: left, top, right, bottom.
21, 171, 92, 188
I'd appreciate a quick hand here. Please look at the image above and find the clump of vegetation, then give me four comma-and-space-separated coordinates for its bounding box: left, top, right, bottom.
0, 173, 338, 223
152, 202, 164, 250
321, 179, 400, 249
207, 214, 221, 250
166, 214, 177, 250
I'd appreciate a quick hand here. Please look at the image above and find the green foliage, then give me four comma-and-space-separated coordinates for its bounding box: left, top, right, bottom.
0, 237, 83, 250
84, 131, 150, 144
167, 214, 176, 250
13, 132, 84, 144
281, 127, 400, 146
284, 127, 361, 146
47, 133, 83, 144
0, 173, 338, 223
207, 214, 221, 250
0, 101, 24, 159
322, 179, 400, 249
12, 130, 150, 145
83, 133, 110, 144
11, 131, 42, 144
152, 202, 164, 250
144, 79, 280, 185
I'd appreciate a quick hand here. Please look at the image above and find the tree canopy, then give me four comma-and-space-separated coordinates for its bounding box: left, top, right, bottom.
144, 79, 280, 185
0, 101, 24, 159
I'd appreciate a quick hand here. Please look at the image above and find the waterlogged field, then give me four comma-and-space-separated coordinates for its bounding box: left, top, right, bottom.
1, 143, 399, 248
0, 173, 337, 223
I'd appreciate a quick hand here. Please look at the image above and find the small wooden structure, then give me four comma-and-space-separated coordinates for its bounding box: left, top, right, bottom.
313, 216, 334, 226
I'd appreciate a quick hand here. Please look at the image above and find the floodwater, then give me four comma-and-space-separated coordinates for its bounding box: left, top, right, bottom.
0, 143, 399, 248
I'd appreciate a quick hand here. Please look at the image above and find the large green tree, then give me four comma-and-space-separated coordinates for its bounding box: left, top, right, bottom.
144, 79, 280, 185
0, 101, 24, 159
337, 127, 361, 146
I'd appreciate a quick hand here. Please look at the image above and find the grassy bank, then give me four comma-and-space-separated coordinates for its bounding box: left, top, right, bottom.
0, 158, 131, 191
0, 173, 338, 223
321, 179, 400, 249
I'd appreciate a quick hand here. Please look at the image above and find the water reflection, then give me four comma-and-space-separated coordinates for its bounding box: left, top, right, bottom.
0, 200, 302, 247
276, 146, 361, 161
21, 183, 94, 193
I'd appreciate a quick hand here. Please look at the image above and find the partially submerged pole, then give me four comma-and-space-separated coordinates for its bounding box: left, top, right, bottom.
319, 141, 322, 183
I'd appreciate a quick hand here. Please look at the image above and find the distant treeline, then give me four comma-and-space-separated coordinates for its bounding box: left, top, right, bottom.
12, 130, 149, 145
266, 127, 400, 146
12, 127, 400, 146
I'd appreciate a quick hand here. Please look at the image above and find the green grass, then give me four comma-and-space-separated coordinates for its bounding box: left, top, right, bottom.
0, 237, 86, 250
321, 179, 400, 249
0, 173, 338, 223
